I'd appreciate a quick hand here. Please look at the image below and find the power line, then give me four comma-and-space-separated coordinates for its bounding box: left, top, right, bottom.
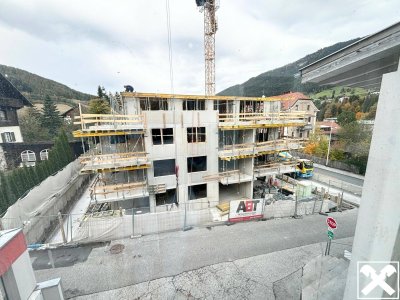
165, 0, 174, 95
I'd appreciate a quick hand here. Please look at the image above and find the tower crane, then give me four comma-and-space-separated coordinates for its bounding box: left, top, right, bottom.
195, 0, 219, 96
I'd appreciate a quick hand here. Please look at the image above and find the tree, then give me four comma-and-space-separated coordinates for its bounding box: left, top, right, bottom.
0, 172, 12, 212
313, 99, 321, 109
89, 98, 111, 114
97, 85, 110, 104
355, 112, 364, 120
314, 138, 328, 157
366, 103, 378, 119
337, 111, 356, 126
303, 130, 328, 157
331, 104, 338, 116
97, 85, 104, 98
331, 90, 335, 99
41, 95, 62, 136
19, 107, 51, 142
324, 105, 333, 119
338, 122, 372, 174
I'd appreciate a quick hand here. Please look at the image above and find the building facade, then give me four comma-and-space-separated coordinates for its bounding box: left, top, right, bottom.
278, 92, 318, 139
0, 73, 32, 144
73, 93, 310, 213
0, 73, 33, 170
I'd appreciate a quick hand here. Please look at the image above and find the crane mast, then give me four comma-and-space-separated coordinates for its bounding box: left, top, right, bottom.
196, 0, 219, 96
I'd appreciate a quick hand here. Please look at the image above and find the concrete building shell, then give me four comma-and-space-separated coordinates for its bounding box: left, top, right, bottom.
73, 93, 311, 213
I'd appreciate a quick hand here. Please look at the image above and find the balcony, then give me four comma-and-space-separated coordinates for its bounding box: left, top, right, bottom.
301, 124, 313, 131
203, 170, 253, 185
73, 113, 146, 137
79, 152, 150, 173
90, 180, 149, 204
219, 112, 307, 130
254, 161, 296, 177
219, 138, 304, 160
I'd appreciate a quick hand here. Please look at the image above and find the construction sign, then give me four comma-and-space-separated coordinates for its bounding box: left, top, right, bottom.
228, 199, 264, 222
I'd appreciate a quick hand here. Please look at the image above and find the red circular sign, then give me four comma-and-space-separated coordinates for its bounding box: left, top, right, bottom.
326, 217, 337, 229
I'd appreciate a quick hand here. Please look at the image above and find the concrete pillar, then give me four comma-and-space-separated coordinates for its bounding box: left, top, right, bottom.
205, 99, 214, 110
149, 194, 156, 213
172, 98, 182, 111
233, 100, 241, 123
343, 62, 400, 299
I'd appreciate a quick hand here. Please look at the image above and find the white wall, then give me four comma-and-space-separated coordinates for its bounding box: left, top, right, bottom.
344, 61, 400, 300
285, 100, 317, 138
126, 101, 219, 211
11, 250, 37, 300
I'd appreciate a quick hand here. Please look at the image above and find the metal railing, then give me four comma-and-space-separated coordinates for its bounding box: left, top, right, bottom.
218, 111, 308, 128
74, 113, 146, 131
219, 138, 305, 159
90, 181, 148, 203
79, 152, 149, 172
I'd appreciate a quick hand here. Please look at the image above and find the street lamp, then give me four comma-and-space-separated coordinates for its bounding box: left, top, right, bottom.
326, 120, 333, 165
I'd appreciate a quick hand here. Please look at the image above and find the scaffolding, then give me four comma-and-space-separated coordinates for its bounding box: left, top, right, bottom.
73, 103, 149, 206
73, 93, 315, 214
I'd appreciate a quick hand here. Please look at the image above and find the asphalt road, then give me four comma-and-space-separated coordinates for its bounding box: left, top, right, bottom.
34, 209, 358, 298
313, 166, 364, 187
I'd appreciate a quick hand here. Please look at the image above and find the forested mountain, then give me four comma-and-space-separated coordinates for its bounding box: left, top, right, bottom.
218, 38, 360, 97
0, 64, 93, 104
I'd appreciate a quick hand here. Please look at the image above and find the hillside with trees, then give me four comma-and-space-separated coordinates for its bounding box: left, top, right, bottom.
0, 64, 93, 104
218, 38, 360, 97
314, 92, 379, 121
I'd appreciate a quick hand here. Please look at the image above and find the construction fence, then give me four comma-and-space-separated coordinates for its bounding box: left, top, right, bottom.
1, 193, 333, 246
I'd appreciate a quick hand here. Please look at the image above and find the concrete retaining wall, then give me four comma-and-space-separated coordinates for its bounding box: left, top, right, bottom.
24, 174, 90, 243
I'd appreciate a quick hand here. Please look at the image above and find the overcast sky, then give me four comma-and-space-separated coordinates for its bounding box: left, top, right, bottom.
0, 0, 398, 95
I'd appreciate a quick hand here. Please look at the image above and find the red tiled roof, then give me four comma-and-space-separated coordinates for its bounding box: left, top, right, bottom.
272, 92, 311, 110
317, 121, 341, 135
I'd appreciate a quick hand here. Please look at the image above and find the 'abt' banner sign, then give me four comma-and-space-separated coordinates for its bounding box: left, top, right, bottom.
229, 199, 265, 222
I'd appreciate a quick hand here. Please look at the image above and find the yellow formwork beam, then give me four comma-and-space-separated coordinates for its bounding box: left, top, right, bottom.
73, 130, 145, 138
219, 122, 306, 130
80, 164, 150, 174
121, 91, 284, 102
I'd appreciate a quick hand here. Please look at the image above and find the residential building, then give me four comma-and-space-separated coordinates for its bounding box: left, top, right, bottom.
0, 73, 33, 169
0, 73, 32, 144
277, 92, 318, 139
19, 103, 78, 124
317, 121, 341, 144
73, 92, 310, 213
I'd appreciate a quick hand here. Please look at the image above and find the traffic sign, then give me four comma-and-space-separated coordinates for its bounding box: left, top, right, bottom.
326, 217, 337, 229
327, 230, 334, 239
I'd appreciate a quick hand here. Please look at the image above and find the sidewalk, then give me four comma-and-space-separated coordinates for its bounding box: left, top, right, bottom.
33, 210, 358, 298
71, 236, 354, 300
314, 163, 365, 180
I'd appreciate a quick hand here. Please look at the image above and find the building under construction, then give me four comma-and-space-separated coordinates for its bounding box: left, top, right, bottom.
73, 92, 315, 214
